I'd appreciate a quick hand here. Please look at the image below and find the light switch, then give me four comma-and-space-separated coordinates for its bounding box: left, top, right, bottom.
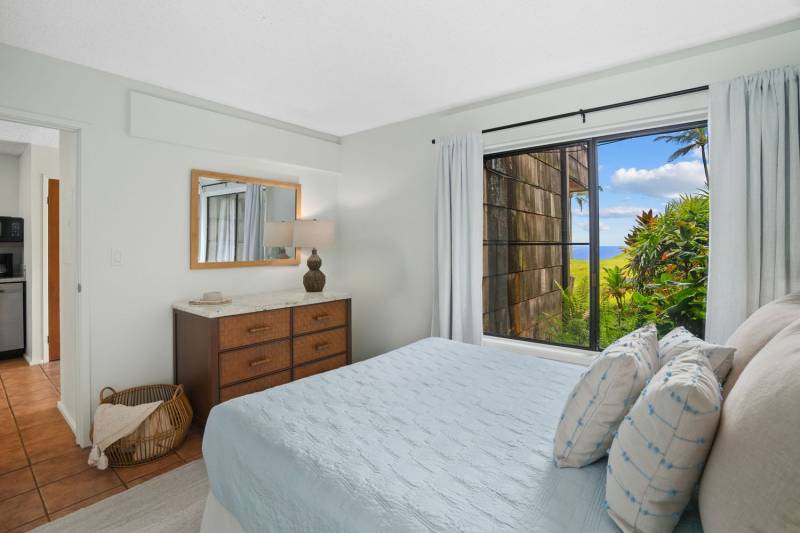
111, 248, 123, 267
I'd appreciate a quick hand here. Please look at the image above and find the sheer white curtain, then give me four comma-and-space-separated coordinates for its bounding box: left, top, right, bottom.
431, 132, 483, 344
242, 184, 264, 261
207, 194, 237, 262
706, 65, 800, 343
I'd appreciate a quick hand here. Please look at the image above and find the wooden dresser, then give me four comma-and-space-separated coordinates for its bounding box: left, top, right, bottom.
173, 290, 351, 423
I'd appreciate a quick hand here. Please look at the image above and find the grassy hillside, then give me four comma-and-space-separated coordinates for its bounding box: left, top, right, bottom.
569, 253, 629, 289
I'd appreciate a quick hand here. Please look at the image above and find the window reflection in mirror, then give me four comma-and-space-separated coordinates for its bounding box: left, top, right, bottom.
190, 170, 300, 269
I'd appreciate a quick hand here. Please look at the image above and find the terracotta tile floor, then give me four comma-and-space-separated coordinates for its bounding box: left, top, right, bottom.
0, 358, 204, 532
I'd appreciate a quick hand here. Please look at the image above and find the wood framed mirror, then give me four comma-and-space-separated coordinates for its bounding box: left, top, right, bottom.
190, 169, 301, 269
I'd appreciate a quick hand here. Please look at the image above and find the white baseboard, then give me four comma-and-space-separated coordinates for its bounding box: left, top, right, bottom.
482, 335, 596, 367
57, 400, 85, 446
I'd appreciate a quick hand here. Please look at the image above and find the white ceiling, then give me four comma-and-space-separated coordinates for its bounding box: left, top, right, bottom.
1, 1, 798, 136
0, 120, 59, 149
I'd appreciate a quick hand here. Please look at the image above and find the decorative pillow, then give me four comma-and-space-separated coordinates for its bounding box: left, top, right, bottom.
658, 326, 735, 383
606, 348, 720, 533
553, 324, 658, 468
699, 317, 800, 532
722, 292, 800, 396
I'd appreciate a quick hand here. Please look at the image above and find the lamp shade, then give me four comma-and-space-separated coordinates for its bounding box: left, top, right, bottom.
263, 221, 294, 247
293, 219, 335, 249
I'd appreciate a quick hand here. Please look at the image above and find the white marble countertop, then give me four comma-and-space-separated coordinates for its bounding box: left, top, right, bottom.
173, 289, 350, 318
0, 277, 25, 283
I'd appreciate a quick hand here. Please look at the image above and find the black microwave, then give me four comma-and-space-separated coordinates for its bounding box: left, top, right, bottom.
0, 217, 23, 242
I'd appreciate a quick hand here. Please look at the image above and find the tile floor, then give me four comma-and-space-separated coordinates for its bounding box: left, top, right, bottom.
0, 358, 203, 532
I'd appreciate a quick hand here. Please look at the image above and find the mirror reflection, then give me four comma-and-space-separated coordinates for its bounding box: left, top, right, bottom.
191, 171, 300, 268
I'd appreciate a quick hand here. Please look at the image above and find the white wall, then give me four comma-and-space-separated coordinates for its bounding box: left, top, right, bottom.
0, 153, 20, 215
340, 26, 800, 362
58, 130, 78, 432
17, 144, 59, 365
0, 43, 342, 443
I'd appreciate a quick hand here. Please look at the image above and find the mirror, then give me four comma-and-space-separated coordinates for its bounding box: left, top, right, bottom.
190, 170, 301, 269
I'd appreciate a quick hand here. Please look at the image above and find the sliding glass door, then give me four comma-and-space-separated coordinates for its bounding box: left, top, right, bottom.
483, 121, 709, 351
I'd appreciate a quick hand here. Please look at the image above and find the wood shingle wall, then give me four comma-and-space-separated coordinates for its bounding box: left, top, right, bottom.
483, 146, 588, 341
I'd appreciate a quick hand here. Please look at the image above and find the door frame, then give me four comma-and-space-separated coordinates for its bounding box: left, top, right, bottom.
41, 174, 59, 364
0, 105, 90, 447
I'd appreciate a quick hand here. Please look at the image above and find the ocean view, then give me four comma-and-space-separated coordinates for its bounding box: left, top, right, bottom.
570, 245, 625, 261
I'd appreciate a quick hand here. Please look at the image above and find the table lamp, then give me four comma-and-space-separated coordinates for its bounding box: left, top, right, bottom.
293, 219, 335, 292
263, 221, 294, 259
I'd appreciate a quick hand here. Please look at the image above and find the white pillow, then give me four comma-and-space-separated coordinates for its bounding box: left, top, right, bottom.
658, 327, 735, 383
553, 324, 658, 468
606, 348, 720, 533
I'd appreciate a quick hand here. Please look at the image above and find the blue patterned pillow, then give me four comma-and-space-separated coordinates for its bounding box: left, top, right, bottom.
553, 324, 658, 468
606, 347, 721, 532
658, 326, 735, 383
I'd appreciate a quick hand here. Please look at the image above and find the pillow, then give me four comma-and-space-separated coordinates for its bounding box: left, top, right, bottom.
658, 326, 735, 383
699, 317, 800, 532
553, 324, 658, 468
606, 348, 720, 533
723, 292, 800, 396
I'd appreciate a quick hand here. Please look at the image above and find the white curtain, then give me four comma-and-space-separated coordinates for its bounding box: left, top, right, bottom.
207, 194, 237, 262
431, 132, 483, 344
242, 184, 264, 261
706, 65, 800, 343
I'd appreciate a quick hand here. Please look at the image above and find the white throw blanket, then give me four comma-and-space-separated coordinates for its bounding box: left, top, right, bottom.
88, 401, 162, 470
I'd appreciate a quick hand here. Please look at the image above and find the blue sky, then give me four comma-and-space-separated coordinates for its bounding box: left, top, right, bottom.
571, 130, 707, 246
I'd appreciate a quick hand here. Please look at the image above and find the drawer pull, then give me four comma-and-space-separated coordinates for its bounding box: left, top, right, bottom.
313, 314, 331, 322
314, 342, 332, 351
249, 358, 271, 367
248, 325, 272, 333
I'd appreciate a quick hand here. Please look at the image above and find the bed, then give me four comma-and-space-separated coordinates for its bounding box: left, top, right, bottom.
200, 337, 702, 532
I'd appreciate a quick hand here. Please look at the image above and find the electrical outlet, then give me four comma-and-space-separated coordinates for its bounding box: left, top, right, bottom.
111, 248, 123, 267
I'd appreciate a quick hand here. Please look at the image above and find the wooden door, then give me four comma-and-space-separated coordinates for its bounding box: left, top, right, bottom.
48, 179, 60, 361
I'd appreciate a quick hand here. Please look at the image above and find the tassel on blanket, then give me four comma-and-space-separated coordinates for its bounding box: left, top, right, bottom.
87, 445, 109, 470
88, 399, 163, 470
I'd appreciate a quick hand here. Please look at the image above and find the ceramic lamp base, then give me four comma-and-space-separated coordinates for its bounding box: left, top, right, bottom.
303, 248, 326, 292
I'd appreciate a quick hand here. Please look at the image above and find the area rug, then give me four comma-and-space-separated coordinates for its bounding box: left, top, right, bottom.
33, 460, 208, 533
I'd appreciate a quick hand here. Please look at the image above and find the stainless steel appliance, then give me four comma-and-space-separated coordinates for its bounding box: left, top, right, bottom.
0, 216, 24, 242
0, 253, 12, 278
0, 281, 25, 359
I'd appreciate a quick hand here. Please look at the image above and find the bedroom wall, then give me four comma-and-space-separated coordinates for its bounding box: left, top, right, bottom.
340, 24, 800, 362
0, 43, 342, 441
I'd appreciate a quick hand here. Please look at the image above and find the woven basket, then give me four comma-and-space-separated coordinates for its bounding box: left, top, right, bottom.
97, 384, 193, 467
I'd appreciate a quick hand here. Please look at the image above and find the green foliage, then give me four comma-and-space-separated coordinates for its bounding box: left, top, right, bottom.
545, 279, 590, 347
626, 193, 709, 337
548, 192, 709, 347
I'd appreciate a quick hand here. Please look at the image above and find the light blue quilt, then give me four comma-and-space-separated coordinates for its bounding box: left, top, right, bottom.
203, 337, 702, 532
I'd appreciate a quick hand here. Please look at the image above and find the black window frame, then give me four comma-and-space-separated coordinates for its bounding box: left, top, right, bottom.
483, 119, 708, 352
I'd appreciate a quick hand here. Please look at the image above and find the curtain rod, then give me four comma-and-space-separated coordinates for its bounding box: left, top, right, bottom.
430, 85, 709, 144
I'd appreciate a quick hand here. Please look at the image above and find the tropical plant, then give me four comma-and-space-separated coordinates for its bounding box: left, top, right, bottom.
546, 279, 590, 346
603, 265, 629, 329
654, 127, 709, 185
625, 193, 709, 337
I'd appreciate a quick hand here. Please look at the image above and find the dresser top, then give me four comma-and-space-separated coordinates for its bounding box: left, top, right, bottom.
173, 289, 350, 318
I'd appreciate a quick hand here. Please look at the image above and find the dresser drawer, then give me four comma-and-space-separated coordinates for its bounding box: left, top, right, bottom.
219, 309, 290, 350
219, 339, 291, 386
293, 300, 347, 335
293, 327, 347, 365
294, 353, 347, 380
219, 370, 291, 402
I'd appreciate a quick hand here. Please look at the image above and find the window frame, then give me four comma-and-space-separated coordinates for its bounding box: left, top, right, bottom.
482, 119, 708, 352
